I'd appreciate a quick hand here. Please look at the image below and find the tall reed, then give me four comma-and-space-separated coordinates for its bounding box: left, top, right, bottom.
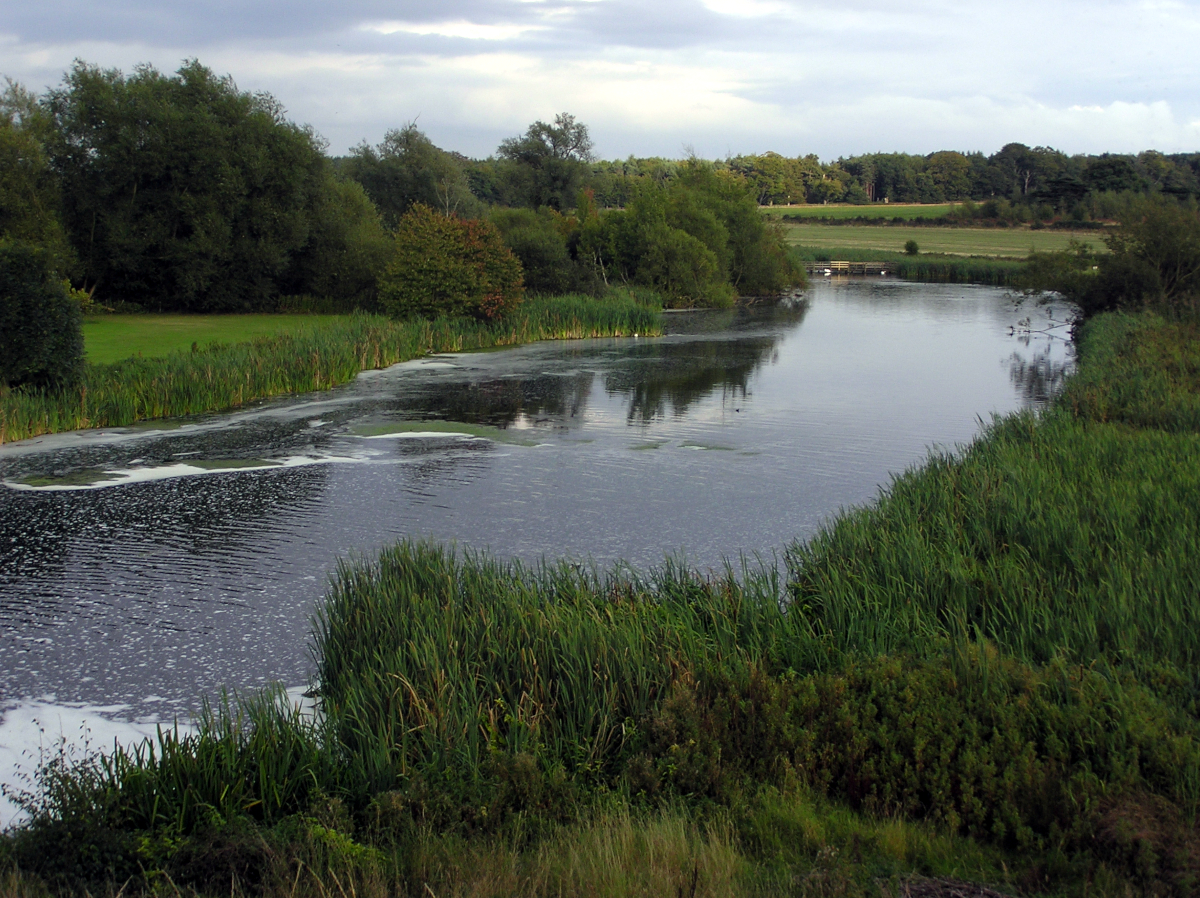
314, 544, 792, 794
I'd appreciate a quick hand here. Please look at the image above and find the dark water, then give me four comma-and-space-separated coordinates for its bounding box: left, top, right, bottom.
0, 280, 1073, 721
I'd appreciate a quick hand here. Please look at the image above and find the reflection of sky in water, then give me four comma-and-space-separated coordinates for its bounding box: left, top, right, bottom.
0, 281, 1074, 728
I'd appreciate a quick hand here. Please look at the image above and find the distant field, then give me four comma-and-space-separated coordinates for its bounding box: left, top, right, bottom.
762, 203, 958, 220
83, 314, 344, 365
783, 223, 1104, 258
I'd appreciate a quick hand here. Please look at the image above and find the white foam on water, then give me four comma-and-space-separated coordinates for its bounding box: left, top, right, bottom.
0, 688, 316, 831
360, 431, 482, 440
2, 454, 358, 492
0, 700, 183, 831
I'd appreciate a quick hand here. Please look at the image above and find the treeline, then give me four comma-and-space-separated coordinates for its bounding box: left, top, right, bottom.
716, 146, 1200, 215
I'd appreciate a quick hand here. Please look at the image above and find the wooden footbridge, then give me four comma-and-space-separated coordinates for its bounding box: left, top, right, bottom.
803, 261, 891, 276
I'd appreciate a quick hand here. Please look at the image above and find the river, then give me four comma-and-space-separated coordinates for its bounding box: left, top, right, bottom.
0, 279, 1072, 824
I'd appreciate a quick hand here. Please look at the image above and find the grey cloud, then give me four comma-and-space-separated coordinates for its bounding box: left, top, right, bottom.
3, 0, 800, 55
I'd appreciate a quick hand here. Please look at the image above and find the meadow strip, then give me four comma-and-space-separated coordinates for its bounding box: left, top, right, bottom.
0, 294, 661, 445
761, 203, 959, 221
782, 222, 1103, 257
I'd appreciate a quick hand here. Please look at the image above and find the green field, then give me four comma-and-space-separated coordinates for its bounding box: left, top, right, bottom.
783, 222, 1104, 258
762, 203, 958, 220
82, 313, 344, 365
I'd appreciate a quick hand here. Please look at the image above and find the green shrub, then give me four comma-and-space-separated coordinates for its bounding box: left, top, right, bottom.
379, 205, 524, 320
638, 221, 735, 308
904, 239, 919, 255
579, 163, 802, 308
1023, 197, 1200, 318
640, 654, 1200, 852
0, 240, 84, 389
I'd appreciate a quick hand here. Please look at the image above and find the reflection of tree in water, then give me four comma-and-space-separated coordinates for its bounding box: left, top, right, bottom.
605, 336, 780, 422
391, 298, 810, 429
1009, 350, 1074, 403
662, 296, 810, 337
402, 372, 597, 430
605, 298, 809, 422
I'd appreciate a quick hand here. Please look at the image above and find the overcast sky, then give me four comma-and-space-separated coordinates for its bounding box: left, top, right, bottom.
3, 0, 1199, 160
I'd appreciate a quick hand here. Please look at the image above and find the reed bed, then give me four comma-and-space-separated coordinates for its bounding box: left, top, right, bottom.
315, 546, 793, 794
786, 409, 1200, 674
1058, 312, 1200, 432
0, 294, 661, 445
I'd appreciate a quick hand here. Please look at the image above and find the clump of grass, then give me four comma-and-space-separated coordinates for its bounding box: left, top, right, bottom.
0, 294, 662, 445
314, 544, 795, 799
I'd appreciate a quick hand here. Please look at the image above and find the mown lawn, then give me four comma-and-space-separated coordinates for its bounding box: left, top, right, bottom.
782, 222, 1105, 258
82, 313, 345, 364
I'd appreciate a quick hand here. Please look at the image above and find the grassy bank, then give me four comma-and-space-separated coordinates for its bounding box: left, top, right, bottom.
0, 293, 661, 445
782, 222, 1103, 257
5, 309, 1200, 896
82, 314, 347, 365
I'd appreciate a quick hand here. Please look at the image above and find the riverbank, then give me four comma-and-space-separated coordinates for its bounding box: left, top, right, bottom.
0, 293, 661, 446
3, 308, 1198, 898
788, 246, 1027, 286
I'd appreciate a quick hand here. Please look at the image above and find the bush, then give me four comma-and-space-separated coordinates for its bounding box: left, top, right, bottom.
640, 653, 1200, 855
578, 163, 802, 308
1024, 198, 1200, 319
638, 221, 735, 308
0, 240, 84, 390
904, 239, 920, 255
378, 205, 524, 321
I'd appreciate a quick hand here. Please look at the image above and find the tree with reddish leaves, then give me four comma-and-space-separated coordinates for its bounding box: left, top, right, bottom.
379, 204, 523, 321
